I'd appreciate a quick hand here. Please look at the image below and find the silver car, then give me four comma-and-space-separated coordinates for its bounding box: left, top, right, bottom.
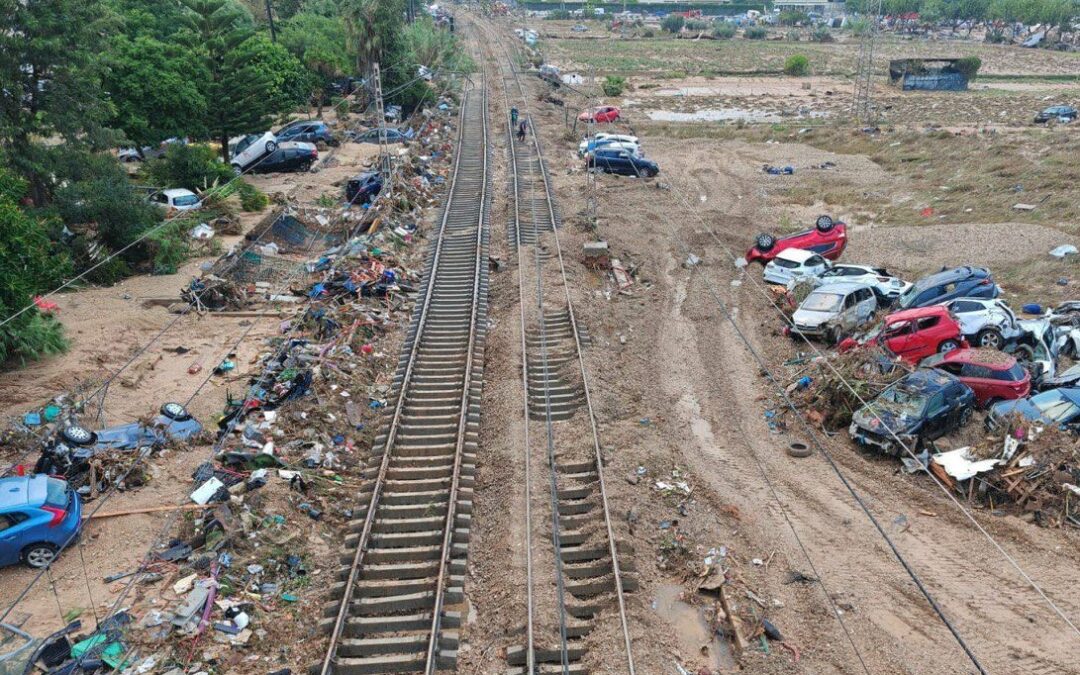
792, 282, 877, 343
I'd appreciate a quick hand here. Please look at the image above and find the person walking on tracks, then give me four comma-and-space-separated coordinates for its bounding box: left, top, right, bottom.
517, 119, 528, 142
510, 107, 519, 127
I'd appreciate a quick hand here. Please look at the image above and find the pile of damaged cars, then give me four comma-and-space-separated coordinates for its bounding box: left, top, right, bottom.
745, 216, 1080, 462
581, 131, 661, 177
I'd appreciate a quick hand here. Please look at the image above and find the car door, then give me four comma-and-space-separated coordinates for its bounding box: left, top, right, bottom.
948, 300, 983, 335
0, 511, 32, 566
922, 391, 950, 439
614, 150, 633, 174
805, 255, 827, 278
884, 321, 915, 357
959, 363, 994, 406
855, 288, 876, 326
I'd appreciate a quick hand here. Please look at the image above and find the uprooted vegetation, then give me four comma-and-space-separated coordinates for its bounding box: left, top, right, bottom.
789, 347, 910, 429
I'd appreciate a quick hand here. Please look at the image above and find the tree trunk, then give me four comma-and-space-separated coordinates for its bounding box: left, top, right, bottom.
220, 133, 231, 163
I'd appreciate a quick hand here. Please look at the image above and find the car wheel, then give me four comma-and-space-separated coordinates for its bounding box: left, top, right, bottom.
826, 327, 841, 345
815, 215, 835, 232
231, 163, 242, 176
976, 328, 1003, 350
938, 339, 960, 353
755, 233, 777, 252
265, 140, 278, 154
160, 402, 191, 421
303, 161, 314, 172
61, 425, 96, 447
958, 407, 973, 427
23, 543, 58, 569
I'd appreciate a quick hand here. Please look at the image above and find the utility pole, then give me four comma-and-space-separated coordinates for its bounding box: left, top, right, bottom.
265, 0, 277, 42
372, 62, 391, 184
851, 0, 884, 124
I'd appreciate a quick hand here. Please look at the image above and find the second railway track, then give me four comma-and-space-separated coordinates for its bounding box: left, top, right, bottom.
316, 82, 491, 675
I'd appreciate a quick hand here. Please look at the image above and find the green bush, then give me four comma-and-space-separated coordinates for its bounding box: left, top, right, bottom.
146, 143, 235, 194
811, 26, 834, 42
779, 10, 809, 25
661, 15, 685, 33
953, 56, 982, 80
784, 54, 810, 76
602, 75, 627, 97
642, 28, 655, 37
848, 17, 870, 36
787, 29, 801, 41
712, 24, 736, 39
237, 181, 269, 212
685, 19, 708, 31
744, 26, 767, 39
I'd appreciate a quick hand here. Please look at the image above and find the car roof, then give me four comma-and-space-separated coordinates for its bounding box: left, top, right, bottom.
813, 280, 874, 294
915, 266, 985, 288
901, 368, 957, 390
0, 476, 47, 510
939, 348, 1017, 369
775, 248, 816, 263
162, 188, 197, 198
886, 305, 948, 322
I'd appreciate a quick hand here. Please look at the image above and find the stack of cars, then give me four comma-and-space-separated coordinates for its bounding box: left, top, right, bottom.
581, 131, 661, 177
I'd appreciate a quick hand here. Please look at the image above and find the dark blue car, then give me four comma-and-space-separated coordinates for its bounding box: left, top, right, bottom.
587, 148, 659, 177
987, 387, 1080, 432
0, 475, 82, 568
895, 266, 1000, 310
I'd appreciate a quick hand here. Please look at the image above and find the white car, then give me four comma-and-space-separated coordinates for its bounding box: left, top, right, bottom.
815, 263, 911, 305
228, 132, 278, 173
939, 298, 1023, 349
762, 248, 831, 287
149, 188, 202, 212
792, 282, 877, 343
578, 133, 639, 157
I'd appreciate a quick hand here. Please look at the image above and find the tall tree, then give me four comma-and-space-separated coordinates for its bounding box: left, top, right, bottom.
0, 0, 117, 205
280, 12, 353, 113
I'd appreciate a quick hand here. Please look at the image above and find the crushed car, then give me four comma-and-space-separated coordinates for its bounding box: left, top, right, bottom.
346, 171, 384, 205
920, 348, 1030, 408
1033, 105, 1077, 124
987, 387, 1080, 433
790, 282, 877, 344
814, 263, 911, 306
34, 403, 203, 485
894, 266, 999, 310
849, 368, 975, 455
939, 297, 1022, 349
744, 215, 847, 265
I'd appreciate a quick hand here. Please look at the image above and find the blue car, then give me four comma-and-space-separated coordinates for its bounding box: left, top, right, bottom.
276, 120, 338, 146
895, 266, 999, 310
987, 387, 1080, 432
35, 403, 203, 481
0, 475, 81, 568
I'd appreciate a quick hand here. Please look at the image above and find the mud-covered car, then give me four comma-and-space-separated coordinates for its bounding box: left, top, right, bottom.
986, 388, 1080, 432
849, 369, 975, 455
35, 403, 202, 482
790, 282, 877, 343
744, 215, 847, 265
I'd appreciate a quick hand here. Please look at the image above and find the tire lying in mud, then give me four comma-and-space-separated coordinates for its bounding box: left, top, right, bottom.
787, 441, 813, 458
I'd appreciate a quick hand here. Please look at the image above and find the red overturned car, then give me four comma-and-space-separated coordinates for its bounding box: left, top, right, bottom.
578, 105, 621, 124
921, 348, 1031, 408
840, 305, 968, 364
744, 215, 847, 265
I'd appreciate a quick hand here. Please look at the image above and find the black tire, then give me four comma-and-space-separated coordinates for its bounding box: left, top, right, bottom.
755, 233, 777, 252
22, 543, 58, 569
815, 215, 835, 232
826, 326, 841, 345
231, 163, 242, 176
958, 407, 973, 427
787, 442, 813, 458
938, 339, 960, 353
61, 425, 96, 447
265, 140, 278, 154
160, 402, 191, 421
302, 161, 314, 172
976, 328, 1003, 350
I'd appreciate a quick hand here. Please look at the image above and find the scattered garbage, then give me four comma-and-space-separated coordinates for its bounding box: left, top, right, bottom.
1050, 244, 1078, 258
762, 164, 795, 175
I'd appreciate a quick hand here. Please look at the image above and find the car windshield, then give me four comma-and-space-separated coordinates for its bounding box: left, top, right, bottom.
802, 292, 843, 312
173, 194, 200, 207
993, 363, 1027, 381
45, 477, 69, 508
1032, 392, 1080, 422
877, 385, 927, 416
896, 284, 919, 308
772, 257, 801, 269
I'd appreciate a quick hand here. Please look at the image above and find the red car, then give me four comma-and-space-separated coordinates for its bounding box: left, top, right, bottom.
920, 349, 1031, 408
880, 306, 967, 364
578, 106, 621, 123
744, 215, 847, 265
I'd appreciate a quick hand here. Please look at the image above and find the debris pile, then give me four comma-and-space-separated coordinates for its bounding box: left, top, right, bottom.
789, 347, 910, 429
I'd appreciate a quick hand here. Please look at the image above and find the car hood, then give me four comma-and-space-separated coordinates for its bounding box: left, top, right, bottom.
792, 308, 834, 327
990, 397, 1042, 422
852, 402, 920, 435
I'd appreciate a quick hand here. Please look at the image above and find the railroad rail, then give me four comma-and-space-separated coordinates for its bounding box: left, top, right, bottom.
316, 82, 491, 675
489, 25, 638, 675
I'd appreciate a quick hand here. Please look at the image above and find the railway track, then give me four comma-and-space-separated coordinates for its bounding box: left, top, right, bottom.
487, 26, 638, 675
316, 82, 491, 675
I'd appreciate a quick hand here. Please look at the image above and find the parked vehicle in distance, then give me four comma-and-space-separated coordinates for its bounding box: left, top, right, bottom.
880, 305, 967, 363
571, 23, 589, 31
34, 403, 203, 482
939, 297, 1021, 349
987, 387, 1080, 432
895, 266, 999, 310
0, 475, 81, 568
1034, 105, 1077, 124
763, 248, 830, 287
587, 148, 659, 177
118, 137, 186, 163
849, 369, 975, 455
353, 127, 408, 144
815, 263, 911, 305
539, 64, 561, 84
346, 171, 384, 205
744, 215, 847, 265
580, 138, 642, 159
276, 120, 337, 146
578, 105, 621, 123
229, 131, 278, 173
920, 348, 1030, 407
578, 132, 638, 157
248, 145, 319, 174
791, 282, 877, 343
149, 188, 202, 213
